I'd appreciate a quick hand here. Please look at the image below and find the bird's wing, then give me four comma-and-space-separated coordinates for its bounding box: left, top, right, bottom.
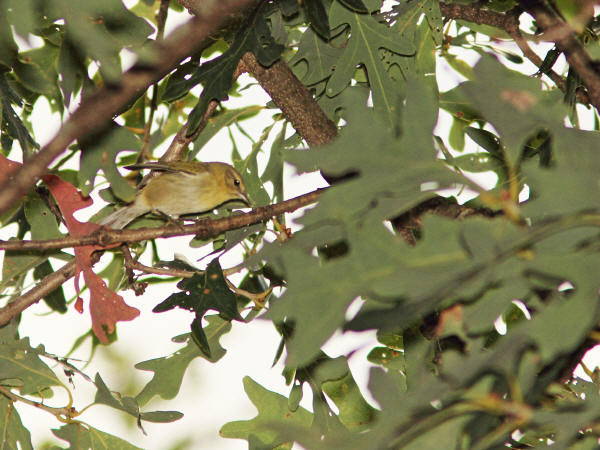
125, 162, 207, 175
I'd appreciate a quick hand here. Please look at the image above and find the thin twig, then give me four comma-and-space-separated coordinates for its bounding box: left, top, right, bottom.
0, 385, 74, 422
225, 278, 272, 307
159, 60, 248, 163
139, 0, 171, 163
121, 244, 148, 296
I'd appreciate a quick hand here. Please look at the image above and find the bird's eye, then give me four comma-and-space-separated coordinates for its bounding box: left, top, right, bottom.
234, 179, 241, 187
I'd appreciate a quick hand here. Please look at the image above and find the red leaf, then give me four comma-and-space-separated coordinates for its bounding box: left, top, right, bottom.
75, 298, 84, 314
42, 174, 139, 343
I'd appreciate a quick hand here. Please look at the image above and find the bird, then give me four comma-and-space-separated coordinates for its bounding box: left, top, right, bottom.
99, 161, 251, 229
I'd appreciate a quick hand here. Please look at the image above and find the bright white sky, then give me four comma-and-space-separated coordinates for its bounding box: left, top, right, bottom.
2, 2, 598, 449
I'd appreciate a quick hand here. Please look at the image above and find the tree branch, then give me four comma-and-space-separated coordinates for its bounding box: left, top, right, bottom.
0, 260, 77, 328
241, 53, 338, 147
439, 3, 576, 99
0, 0, 262, 218
0, 190, 321, 326
0, 385, 74, 421
520, 0, 600, 110
0, 189, 324, 252
175, 0, 338, 147
159, 60, 248, 162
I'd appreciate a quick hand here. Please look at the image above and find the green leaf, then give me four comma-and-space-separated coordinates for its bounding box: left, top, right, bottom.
46, 0, 153, 83
231, 125, 272, 208
189, 105, 263, 160
94, 374, 183, 425
461, 55, 566, 161
403, 415, 474, 449
78, 122, 138, 200
455, 19, 510, 40
321, 364, 377, 431
439, 84, 482, 122
0, 74, 38, 154
421, 0, 443, 45
33, 260, 67, 313
52, 423, 142, 450
450, 153, 498, 173
444, 54, 475, 80
1, 247, 48, 290
462, 280, 528, 335
138, 410, 184, 423
24, 193, 61, 240
303, 0, 330, 39
13, 43, 59, 96
220, 377, 313, 448
58, 35, 89, 107
0, 324, 61, 396
0, 395, 33, 450
338, 0, 368, 13
289, 27, 343, 86
164, 4, 283, 135
326, 0, 415, 129
522, 128, 600, 220
464, 127, 504, 158
153, 259, 242, 332
0, 4, 18, 68
135, 319, 232, 405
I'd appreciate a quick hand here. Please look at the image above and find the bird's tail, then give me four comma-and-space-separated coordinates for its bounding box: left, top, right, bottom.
98, 203, 148, 229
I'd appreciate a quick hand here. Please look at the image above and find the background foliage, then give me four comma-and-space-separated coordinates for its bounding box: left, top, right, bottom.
2, 0, 600, 448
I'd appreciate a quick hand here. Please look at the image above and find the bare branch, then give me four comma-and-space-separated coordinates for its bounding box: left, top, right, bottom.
0, 385, 74, 420
241, 53, 338, 147
0, 0, 262, 217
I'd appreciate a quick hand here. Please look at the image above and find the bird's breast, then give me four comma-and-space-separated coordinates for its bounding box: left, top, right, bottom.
140, 172, 218, 217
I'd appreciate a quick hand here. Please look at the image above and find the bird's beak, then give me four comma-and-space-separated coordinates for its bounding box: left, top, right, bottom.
239, 192, 252, 207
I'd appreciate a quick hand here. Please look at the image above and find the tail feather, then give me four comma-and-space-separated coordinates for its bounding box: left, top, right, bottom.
98, 203, 148, 229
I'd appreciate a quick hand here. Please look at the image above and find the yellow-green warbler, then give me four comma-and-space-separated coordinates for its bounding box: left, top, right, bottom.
99, 161, 250, 229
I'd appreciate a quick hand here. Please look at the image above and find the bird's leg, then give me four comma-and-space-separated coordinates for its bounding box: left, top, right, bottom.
153, 210, 186, 230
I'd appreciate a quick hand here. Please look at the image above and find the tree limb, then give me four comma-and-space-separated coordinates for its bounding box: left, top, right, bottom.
0, 0, 262, 218
159, 60, 249, 163
241, 53, 338, 147
522, 1, 600, 109
0, 260, 77, 328
175, 0, 338, 147
0, 189, 324, 252
439, 2, 576, 100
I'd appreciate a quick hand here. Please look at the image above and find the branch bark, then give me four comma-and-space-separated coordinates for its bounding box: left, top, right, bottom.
0, 259, 77, 328
176, 0, 338, 147
439, 1, 600, 109
0, 189, 324, 251
0, 0, 262, 217
439, 3, 575, 100
241, 53, 338, 146
520, 0, 600, 110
